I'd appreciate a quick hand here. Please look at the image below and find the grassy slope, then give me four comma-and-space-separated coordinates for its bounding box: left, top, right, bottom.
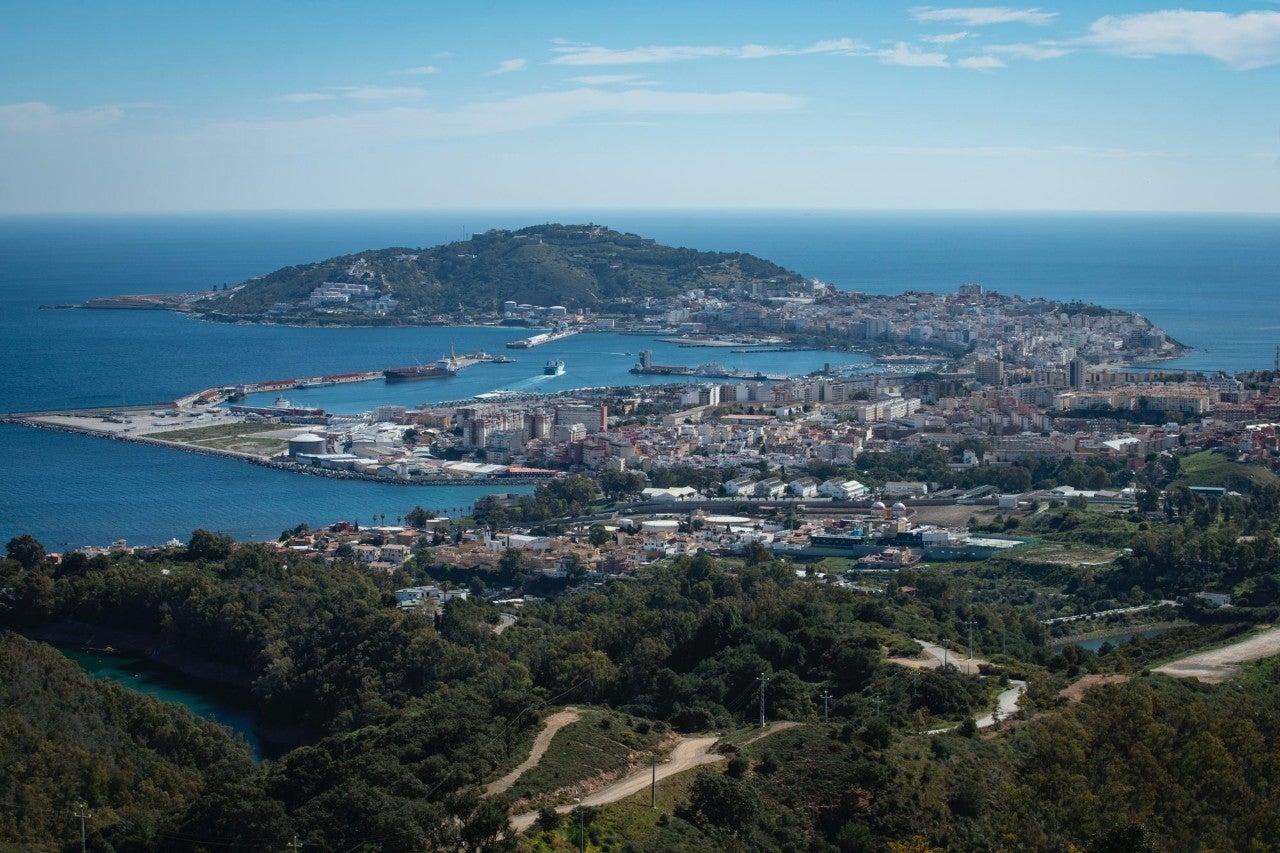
501, 709, 665, 810
1177, 448, 1279, 492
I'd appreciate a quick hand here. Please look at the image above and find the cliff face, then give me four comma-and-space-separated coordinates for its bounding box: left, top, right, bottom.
196, 224, 805, 322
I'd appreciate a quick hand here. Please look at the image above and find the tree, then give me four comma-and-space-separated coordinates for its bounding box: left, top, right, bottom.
588, 524, 611, 548
14, 570, 53, 622
536, 806, 562, 831
405, 506, 437, 529
684, 771, 761, 835
498, 547, 532, 587
186, 529, 233, 562
563, 554, 587, 584
6, 535, 46, 571
600, 469, 646, 500
887, 836, 943, 853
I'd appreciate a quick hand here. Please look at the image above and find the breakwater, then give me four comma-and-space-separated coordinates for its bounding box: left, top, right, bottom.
2, 415, 552, 487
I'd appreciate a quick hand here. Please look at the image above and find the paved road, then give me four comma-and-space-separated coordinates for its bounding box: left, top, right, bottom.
486, 708, 581, 797
1042, 600, 1179, 626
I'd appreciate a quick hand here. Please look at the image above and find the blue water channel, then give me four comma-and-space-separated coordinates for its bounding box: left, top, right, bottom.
60, 646, 281, 761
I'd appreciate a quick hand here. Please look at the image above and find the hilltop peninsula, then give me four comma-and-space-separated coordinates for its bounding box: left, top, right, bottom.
78, 224, 1184, 367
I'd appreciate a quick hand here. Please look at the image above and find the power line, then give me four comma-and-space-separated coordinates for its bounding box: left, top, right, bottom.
757, 671, 770, 728
73, 804, 92, 853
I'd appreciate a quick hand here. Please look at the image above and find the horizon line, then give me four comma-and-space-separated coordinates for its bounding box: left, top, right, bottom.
2, 206, 1279, 218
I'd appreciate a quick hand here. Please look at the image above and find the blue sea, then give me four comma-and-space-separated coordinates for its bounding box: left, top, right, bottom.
1, 210, 1277, 550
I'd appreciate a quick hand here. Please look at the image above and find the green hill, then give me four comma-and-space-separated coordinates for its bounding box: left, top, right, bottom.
197, 223, 806, 323
1176, 448, 1280, 493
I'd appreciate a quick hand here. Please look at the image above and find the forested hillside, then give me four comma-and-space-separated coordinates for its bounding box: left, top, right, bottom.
6, 524, 1280, 850
199, 224, 805, 320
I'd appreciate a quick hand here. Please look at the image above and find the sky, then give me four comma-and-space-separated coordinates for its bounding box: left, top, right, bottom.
1, 1, 1278, 213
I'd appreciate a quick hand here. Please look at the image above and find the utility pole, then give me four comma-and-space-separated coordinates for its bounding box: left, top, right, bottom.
758, 671, 770, 728
651, 752, 658, 808
579, 808, 585, 853
73, 804, 91, 853
966, 618, 977, 672
820, 690, 831, 723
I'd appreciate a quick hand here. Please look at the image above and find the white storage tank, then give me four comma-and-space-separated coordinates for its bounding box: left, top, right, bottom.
288, 433, 327, 457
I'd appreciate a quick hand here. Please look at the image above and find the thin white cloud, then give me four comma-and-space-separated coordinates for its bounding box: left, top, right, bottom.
911, 6, 1057, 26
824, 143, 1170, 158
957, 55, 1006, 69
275, 87, 426, 103
570, 74, 659, 86
1082, 10, 1280, 70
549, 38, 862, 66
277, 92, 333, 103
922, 31, 971, 44
0, 101, 125, 132
336, 86, 427, 100
878, 43, 950, 67
215, 88, 805, 143
402, 65, 441, 75
488, 58, 527, 75
985, 42, 1071, 60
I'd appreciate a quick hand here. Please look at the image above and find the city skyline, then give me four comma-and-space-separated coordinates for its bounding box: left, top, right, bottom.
2, 1, 1278, 213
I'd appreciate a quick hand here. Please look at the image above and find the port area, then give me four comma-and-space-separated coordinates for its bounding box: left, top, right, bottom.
1, 403, 557, 486
0, 354, 553, 486
2, 404, 300, 459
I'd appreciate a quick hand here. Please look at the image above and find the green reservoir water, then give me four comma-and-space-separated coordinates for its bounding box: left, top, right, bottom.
61, 647, 274, 760
1058, 627, 1170, 654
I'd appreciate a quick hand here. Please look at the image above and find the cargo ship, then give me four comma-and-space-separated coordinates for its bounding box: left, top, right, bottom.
544, 359, 566, 376
506, 328, 579, 348
228, 397, 327, 423
384, 352, 459, 382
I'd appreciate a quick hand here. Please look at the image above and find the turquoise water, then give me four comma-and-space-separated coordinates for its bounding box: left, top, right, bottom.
60, 646, 270, 760
1, 211, 1277, 548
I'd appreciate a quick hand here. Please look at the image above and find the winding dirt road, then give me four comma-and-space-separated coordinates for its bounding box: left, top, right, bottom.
485, 707, 581, 797
925, 680, 1026, 734
888, 638, 989, 675
509, 734, 724, 832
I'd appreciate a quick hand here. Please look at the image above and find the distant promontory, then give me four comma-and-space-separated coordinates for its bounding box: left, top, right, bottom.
77, 223, 1185, 365
185, 223, 807, 325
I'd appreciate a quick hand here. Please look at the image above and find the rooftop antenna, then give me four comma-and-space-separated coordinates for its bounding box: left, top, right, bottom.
1274, 345, 1278, 374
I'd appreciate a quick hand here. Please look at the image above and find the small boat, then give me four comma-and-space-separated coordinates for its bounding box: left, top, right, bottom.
544, 359, 566, 376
